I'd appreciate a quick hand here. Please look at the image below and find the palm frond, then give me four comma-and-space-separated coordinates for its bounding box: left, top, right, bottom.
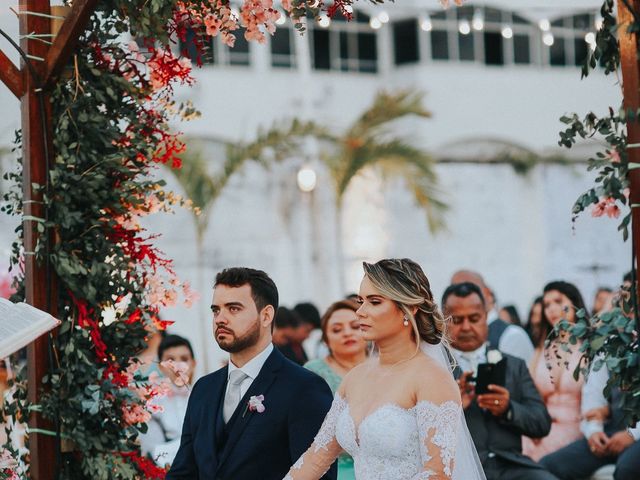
333, 140, 447, 232
348, 90, 431, 139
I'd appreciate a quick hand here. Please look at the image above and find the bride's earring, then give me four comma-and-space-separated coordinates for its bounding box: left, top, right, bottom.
403, 315, 409, 327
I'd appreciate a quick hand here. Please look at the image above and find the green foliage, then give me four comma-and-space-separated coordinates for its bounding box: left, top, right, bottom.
557, 0, 638, 425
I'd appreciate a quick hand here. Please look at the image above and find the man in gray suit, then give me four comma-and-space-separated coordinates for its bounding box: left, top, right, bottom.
443, 282, 557, 480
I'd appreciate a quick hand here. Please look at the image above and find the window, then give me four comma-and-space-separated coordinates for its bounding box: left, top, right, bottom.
547, 13, 596, 67
271, 27, 295, 68
513, 35, 530, 64
178, 28, 250, 67
180, 28, 215, 65
431, 30, 449, 60
393, 19, 419, 65
308, 10, 378, 73
484, 32, 503, 65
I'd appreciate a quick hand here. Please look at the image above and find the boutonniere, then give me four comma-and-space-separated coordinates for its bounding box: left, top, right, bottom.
487, 349, 503, 364
243, 395, 265, 417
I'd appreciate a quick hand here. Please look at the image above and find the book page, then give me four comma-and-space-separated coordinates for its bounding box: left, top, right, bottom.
0, 298, 60, 358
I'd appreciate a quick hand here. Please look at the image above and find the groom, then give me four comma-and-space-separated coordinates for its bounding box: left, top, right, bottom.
168, 267, 336, 479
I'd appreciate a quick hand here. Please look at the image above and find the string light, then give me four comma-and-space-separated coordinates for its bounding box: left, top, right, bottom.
420, 15, 432, 32
370, 17, 382, 29
297, 167, 317, 193
538, 19, 550, 31
318, 14, 331, 28
458, 19, 471, 35
543, 32, 554, 46
501, 26, 513, 39
472, 9, 484, 31
378, 11, 389, 24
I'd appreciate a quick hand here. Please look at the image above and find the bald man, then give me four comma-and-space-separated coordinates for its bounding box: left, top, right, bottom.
451, 270, 534, 363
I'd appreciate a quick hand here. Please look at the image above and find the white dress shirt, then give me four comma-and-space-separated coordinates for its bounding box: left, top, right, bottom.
452, 344, 487, 375
488, 316, 534, 364
580, 362, 640, 440
226, 343, 274, 400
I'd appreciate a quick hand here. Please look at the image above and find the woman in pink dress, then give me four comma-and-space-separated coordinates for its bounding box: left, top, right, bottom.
523, 281, 589, 461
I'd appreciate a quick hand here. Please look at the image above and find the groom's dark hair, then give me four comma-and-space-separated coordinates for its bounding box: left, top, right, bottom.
215, 267, 279, 313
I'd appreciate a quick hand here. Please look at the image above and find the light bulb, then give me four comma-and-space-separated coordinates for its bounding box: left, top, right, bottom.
297, 167, 317, 193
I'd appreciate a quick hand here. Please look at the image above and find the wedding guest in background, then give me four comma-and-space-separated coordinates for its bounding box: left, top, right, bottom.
451, 270, 534, 363
140, 334, 196, 466
525, 296, 543, 346
138, 327, 167, 376
499, 305, 522, 326
540, 363, 640, 480
523, 281, 587, 461
443, 282, 556, 480
273, 307, 308, 365
294, 302, 325, 360
592, 287, 614, 315
304, 299, 367, 480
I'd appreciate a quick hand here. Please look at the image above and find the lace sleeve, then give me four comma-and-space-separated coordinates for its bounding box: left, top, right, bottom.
283, 394, 346, 480
411, 400, 461, 480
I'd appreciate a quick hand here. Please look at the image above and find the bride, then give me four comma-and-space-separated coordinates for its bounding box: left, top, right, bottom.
284, 258, 485, 480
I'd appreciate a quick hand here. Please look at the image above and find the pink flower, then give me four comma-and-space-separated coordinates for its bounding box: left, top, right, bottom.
182, 281, 200, 308
122, 403, 151, 425
591, 197, 621, 219
248, 394, 265, 413
161, 359, 191, 387
204, 13, 222, 36
608, 149, 621, 163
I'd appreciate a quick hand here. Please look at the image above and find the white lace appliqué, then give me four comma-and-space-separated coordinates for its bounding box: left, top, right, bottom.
313, 394, 347, 452
415, 400, 460, 478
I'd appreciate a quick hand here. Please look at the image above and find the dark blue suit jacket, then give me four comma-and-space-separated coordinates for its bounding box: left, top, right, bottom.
167, 347, 337, 480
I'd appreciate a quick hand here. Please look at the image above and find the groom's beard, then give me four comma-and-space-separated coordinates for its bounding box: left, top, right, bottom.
216, 318, 261, 353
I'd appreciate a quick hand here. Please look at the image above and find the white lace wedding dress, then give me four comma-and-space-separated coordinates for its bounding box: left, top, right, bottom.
284, 343, 486, 480
292, 394, 460, 479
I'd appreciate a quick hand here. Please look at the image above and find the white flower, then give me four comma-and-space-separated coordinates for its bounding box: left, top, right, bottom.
487, 349, 503, 364
115, 293, 132, 315
101, 305, 117, 326
248, 395, 265, 413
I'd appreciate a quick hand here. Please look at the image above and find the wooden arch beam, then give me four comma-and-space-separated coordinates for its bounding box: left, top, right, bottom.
43, 0, 99, 88
0, 49, 24, 98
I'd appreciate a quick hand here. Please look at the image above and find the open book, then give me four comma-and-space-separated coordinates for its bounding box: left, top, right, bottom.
0, 297, 61, 359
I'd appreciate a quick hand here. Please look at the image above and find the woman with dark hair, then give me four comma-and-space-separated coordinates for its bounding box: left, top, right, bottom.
498, 305, 522, 326
304, 299, 367, 480
523, 281, 589, 461
525, 296, 544, 345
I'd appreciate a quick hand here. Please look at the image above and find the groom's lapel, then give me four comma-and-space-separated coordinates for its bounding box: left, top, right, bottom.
217, 348, 284, 469
213, 366, 229, 451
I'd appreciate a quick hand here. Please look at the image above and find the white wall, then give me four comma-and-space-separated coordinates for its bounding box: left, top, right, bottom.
0, 1, 629, 376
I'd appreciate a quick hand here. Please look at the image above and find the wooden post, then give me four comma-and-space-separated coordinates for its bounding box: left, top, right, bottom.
20, 0, 57, 478
618, 0, 640, 321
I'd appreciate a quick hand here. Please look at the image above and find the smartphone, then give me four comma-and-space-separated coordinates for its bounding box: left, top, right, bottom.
474, 358, 507, 395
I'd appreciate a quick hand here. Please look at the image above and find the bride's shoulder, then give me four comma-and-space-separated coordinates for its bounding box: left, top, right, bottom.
412, 354, 461, 405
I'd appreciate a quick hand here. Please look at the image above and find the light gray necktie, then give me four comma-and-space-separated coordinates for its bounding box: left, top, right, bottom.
223, 369, 249, 423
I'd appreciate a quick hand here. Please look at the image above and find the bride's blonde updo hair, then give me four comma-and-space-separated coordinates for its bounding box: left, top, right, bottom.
363, 258, 445, 345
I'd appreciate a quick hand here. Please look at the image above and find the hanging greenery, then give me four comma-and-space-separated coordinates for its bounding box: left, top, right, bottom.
556, 0, 639, 425
0, 1, 390, 478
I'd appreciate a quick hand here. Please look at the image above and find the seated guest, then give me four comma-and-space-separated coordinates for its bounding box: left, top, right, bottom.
525, 296, 544, 345
592, 287, 614, 315
523, 281, 587, 461
451, 270, 534, 363
499, 305, 522, 326
305, 299, 368, 480
295, 302, 326, 360
443, 282, 557, 480
273, 307, 308, 365
139, 334, 196, 466
540, 362, 640, 480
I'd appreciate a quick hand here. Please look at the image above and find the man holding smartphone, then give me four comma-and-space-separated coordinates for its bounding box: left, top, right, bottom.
443, 282, 557, 480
